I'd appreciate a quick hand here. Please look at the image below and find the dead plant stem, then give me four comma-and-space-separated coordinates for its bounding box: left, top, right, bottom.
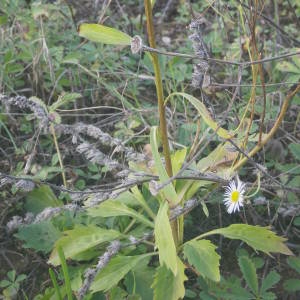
233, 83, 300, 170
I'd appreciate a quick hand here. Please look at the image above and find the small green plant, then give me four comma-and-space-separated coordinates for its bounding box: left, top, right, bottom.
1, 1, 300, 299
0, 270, 27, 299
283, 256, 300, 294
197, 249, 281, 299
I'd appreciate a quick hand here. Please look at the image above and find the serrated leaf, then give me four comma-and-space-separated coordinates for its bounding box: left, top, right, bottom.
154, 202, 177, 275
78, 23, 132, 45
87, 200, 154, 228
50, 92, 81, 111
183, 239, 220, 282
152, 257, 187, 300
287, 256, 300, 274
260, 270, 280, 294
283, 278, 300, 292
150, 126, 178, 204
238, 256, 258, 295
48, 225, 121, 266
201, 224, 293, 256
90, 253, 153, 293
15, 221, 61, 253
29, 96, 48, 113
168, 92, 233, 139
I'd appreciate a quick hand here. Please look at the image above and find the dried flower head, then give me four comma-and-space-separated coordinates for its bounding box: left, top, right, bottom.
131, 35, 143, 54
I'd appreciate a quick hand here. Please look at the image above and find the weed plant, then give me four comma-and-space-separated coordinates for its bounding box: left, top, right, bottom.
0, 0, 300, 299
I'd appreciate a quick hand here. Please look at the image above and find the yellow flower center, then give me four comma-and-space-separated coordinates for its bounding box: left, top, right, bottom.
231, 190, 240, 202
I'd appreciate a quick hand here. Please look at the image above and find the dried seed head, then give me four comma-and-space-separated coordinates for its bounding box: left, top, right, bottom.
15, 179, 35, 192
131, 35, 143, 54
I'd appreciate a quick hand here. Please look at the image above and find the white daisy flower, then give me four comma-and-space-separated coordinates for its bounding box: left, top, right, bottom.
223, 178, 246, 214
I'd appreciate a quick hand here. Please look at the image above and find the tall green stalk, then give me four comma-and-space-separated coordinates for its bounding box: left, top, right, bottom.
144, 0, 180, 247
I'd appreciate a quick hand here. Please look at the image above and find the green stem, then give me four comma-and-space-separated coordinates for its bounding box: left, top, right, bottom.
49, 268, 63, 300
50, 124, 67, 187
144, 0, 180, 247
58, 246, 73, 300
144, 0, 172, 178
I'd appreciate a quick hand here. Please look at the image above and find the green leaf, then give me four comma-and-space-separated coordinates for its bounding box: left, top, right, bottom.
200, 224, 293, 256
150, 126, 178, 204
288, 143, 300, 160
0, 280, 11, 288
49, 225, 121, 266
151, 0, 156, 8
15, 221, 61, 253
32, 3, 49, 19
167, 92, 233, 139
78, 23, 132, 45
108, 286, 128, 299
238, 256, 258, 295
260, 291, 276, 300
200, 200, 209, 217
171, 148, 187, 175
49, 268, 63, 300
152, 257, 187, 300
283, 278, 300, 292
25, 185, 62, 215
293, 216, 300, 226
154, 202, 178, 275
7, 270, 16, 282
29, 96, 48, 113
33, 166, 63, 181
260, 270, 280, 294
50, 92, 81, 111
90, 254, 154, 293
57, 246, 73, 300
15, 274, 27, 283
87, 200, 154, 228
124, 257, 155, 300
183, 239, 220, 282
287, 256, 300, 274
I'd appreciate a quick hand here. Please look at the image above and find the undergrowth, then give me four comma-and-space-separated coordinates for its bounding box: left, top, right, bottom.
0, 0, 300, 299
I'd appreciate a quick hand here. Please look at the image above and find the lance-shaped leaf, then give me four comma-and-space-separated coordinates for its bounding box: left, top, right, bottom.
198, 224, 293, 256
49, 225, 121, 266
183, 239, 220, 282
87, 200, 154, 228
78, 23, 132, 45
167, 92, 232, 139
154, 202, 177, 275
152, 257, 187, 300
90, 253, 154, 293
150, 126, 178, 204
